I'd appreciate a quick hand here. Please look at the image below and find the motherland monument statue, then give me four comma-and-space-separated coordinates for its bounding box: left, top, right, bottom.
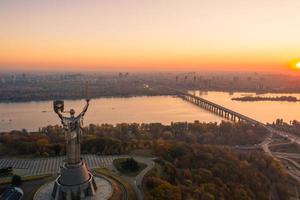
54, 99, 90, 165
51, 98, 98, 200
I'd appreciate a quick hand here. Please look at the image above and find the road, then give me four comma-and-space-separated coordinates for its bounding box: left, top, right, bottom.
260, 127, 300, 199
267, 127, 300, 145
273, 152, 300, 159
259, 127, 300, 182
230, 127, 300, 198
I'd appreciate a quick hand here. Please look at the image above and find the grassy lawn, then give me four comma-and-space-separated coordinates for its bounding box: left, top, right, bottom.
270, 143, 300, 154
0, 174, 52, 185
94, 168, 137, 200
269, 134, 290, 145
113, 158, 147, 177
0, 168, 27, 180
129, 149, 154, 157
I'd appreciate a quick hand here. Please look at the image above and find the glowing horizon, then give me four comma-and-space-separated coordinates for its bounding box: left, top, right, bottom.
1, 0, 300, 73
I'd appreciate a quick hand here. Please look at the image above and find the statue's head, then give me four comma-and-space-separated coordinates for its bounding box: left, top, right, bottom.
70, 109, 75, 116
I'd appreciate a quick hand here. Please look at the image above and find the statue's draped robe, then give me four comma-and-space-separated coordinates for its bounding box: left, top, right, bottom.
61, 115, 83, 165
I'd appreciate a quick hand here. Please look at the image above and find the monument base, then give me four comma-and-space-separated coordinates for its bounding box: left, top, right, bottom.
34, 176, 113, 200
52, 162, 97, 200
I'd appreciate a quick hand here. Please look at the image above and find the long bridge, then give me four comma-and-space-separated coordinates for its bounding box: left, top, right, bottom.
167, 88, 263, 125
180, 93, 262, 125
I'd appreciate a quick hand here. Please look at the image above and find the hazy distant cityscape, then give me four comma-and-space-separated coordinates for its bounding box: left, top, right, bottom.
2, 72, 300, 102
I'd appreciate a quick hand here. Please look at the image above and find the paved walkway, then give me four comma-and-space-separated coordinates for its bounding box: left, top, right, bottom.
0, 155, 125, 176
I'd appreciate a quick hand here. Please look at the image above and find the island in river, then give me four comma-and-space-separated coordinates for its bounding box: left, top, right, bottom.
232, 96, 299, 102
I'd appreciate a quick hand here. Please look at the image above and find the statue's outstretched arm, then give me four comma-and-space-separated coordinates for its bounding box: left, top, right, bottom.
78, 99, 90, 117
55, 110, 64, 123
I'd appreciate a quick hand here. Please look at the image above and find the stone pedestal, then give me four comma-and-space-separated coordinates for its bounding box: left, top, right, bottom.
52, 161, 97, 200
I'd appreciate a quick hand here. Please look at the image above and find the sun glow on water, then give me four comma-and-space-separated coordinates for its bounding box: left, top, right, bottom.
296, 62, 300, 69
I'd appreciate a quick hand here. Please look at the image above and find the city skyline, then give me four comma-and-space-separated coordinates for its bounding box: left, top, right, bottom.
1, 0, 300, 73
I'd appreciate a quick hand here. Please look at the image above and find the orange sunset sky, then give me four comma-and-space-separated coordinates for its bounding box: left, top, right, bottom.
0, 0, 300, 73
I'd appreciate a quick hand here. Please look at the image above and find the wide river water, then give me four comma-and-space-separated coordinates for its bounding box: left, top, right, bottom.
0, 92, 299, 132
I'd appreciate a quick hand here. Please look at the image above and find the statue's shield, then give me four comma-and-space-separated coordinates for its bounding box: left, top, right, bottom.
53, 100, 64, 112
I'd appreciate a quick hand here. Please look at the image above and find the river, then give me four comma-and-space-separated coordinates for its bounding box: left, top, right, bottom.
0, 92, 299, 132
0, 96, 222, 132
